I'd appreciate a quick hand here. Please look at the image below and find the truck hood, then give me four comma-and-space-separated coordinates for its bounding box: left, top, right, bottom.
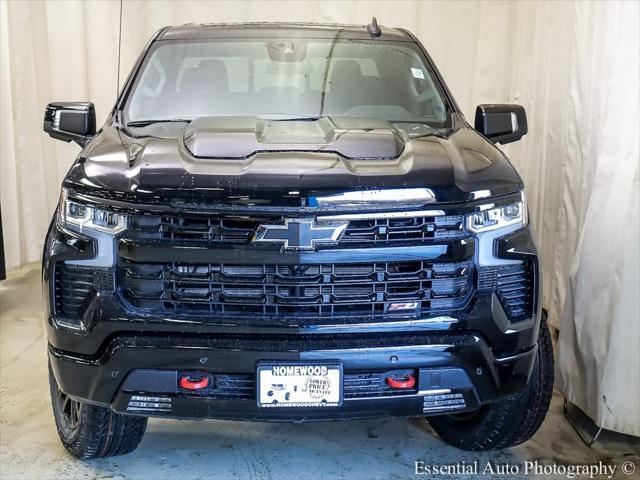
65, 115, 523, 209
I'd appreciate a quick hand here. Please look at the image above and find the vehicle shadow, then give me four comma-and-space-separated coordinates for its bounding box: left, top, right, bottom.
84, 415, 529, 480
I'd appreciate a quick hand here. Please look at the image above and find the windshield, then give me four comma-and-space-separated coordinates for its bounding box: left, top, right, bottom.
124, 38, 450, 127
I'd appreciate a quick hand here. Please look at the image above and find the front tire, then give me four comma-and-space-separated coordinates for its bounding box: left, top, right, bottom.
48, 363, 147, 459
427, 315, 554, 451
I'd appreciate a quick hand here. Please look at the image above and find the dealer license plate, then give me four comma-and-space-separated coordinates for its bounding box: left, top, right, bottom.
257, 363, 342, 408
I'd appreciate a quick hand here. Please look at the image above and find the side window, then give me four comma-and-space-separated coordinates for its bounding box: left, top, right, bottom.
407, 62, 445, 119
128, 56, 166, 119
137, 57, 165, 97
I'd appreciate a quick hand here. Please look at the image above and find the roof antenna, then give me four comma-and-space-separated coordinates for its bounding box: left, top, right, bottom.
367, 17, 381, 37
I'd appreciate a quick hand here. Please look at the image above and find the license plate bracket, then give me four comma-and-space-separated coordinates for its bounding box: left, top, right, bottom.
256, 362, 343, 408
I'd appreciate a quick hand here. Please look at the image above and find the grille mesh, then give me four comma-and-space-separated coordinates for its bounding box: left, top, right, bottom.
339, 215, 465, 244
127, 213, 466, 247
129, 214, 258, 244
120, 260, 474, 318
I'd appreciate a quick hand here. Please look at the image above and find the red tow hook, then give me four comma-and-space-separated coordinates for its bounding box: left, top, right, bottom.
386, 373, 416, 389
179, 375, 210, 390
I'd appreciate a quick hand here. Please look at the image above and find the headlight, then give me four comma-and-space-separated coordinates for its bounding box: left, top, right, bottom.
59, 189, 126, 234
467, 193, 528, 233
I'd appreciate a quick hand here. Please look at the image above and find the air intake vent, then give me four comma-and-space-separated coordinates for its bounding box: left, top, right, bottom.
169, 372, 421, 400
343, 370, 418, 398
496, 262, 534, 321
477, 268, 498, 292
54, 264, 95, 321
477, 262, 534, 321
213, 374, 255, 399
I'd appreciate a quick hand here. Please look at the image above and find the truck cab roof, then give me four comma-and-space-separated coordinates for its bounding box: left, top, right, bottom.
158, 22, 412, 42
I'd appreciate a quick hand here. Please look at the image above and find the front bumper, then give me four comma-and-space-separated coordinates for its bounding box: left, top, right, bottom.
44, 218, 541, 421
48, 331, 537, 420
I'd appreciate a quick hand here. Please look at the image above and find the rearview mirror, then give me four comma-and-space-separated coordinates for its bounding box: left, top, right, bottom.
43, 102, 96, 146
474, 104, 527, 144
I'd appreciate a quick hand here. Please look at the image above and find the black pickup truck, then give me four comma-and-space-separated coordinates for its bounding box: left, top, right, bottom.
42, 20, 553, 458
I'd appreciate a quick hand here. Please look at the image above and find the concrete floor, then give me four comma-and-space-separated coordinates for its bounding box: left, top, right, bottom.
1, 264, 638, 480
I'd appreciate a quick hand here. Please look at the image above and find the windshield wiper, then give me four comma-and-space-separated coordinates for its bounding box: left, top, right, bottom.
275, 117, 320, 122
127, 119, 191, 127
390, 121, 451, 140
260, 114, 321, 122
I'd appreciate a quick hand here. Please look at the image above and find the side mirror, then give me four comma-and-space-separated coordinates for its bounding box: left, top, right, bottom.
474, 104, 527, 144
43, 102, 96, 146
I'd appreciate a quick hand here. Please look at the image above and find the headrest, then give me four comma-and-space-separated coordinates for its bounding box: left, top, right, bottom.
329, 59, 362, 86
181, 59, 229, 92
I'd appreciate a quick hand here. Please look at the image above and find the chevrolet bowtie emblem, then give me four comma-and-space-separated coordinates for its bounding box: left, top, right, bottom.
252, 219, 349, 250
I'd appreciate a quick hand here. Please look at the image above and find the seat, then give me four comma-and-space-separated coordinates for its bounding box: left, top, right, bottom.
322, 59, 407, 117
179, 59, 231, 115
322, 59, 363, 114
181, 59, 229, 93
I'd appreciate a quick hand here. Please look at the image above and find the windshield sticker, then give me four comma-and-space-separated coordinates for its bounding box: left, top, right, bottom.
411, 68, 425, 79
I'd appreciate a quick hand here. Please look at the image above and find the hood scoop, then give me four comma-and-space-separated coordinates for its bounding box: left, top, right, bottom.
182, 116, 405, 160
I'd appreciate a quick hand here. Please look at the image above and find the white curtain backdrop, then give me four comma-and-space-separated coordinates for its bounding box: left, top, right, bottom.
1, 0, 638, 435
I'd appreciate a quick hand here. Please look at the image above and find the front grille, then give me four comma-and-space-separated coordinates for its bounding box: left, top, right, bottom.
120, 259, 474, 319
129, 214, 257, 244
54, 264, 95, 320
127, 213, 466, 247
341, 215, 465, 244
477, 261, 534, 321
